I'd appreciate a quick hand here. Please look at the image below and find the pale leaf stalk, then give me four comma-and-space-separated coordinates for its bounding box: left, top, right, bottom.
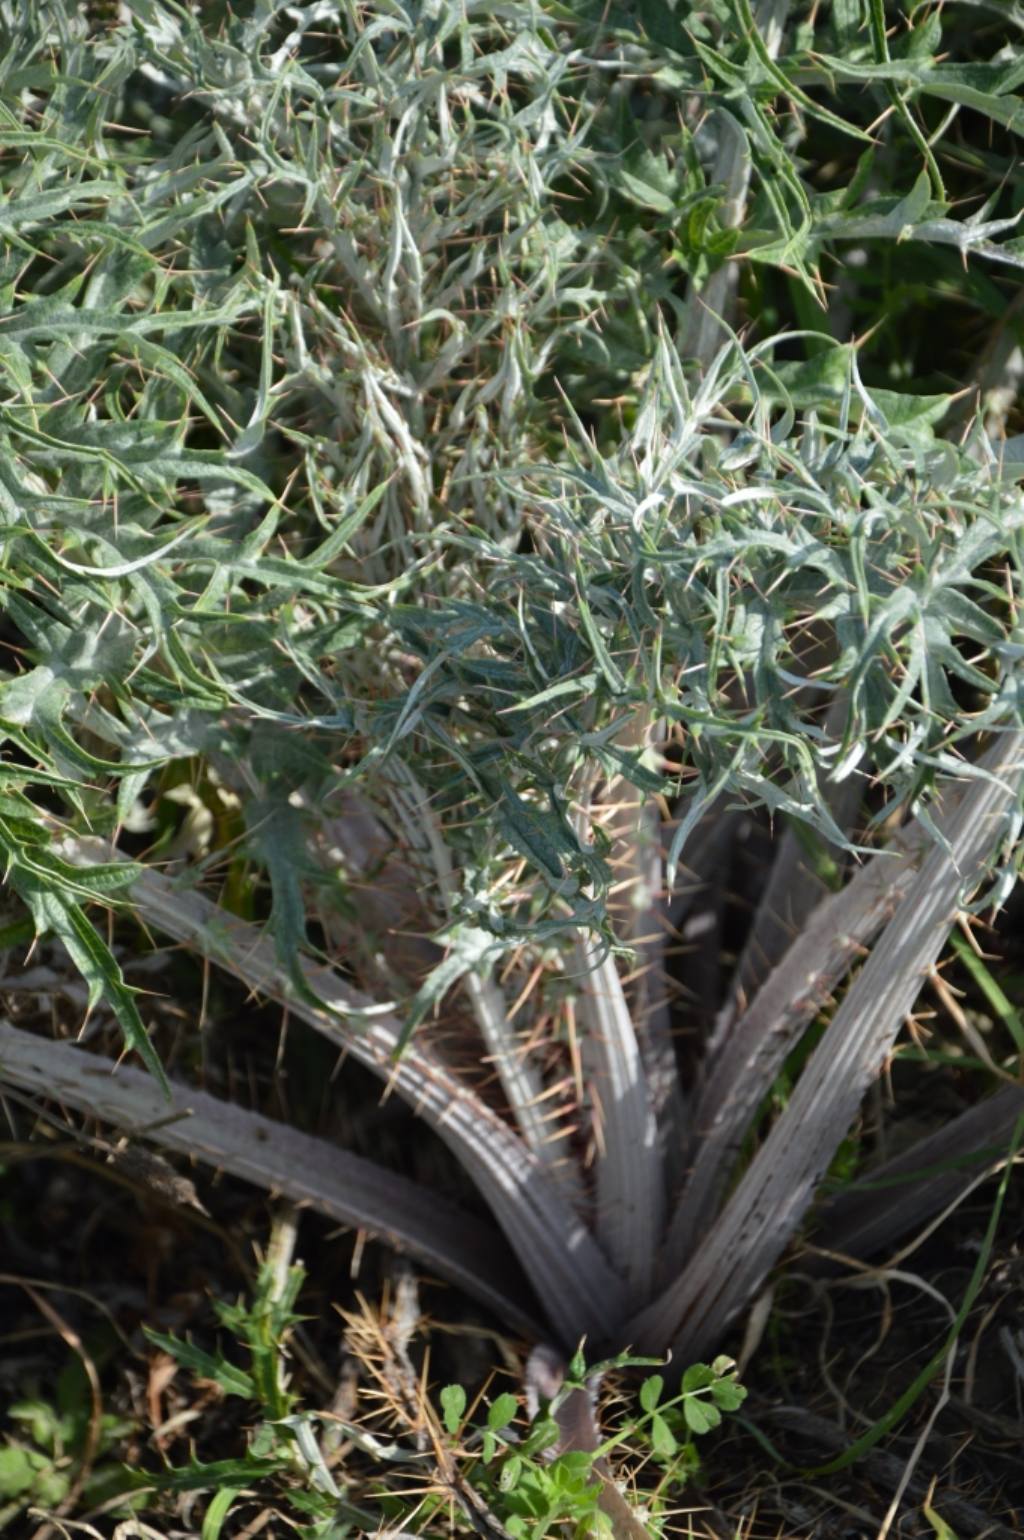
383, 764, 583, 1202
0, 1020, 542, 1338
597, 707, 687, 1178
56, 835, 628, 1348
805, 1081, 1024, 1271
662, 813, 930, 1275
628, 731, 1024, 1361
575, 940, 665, 1307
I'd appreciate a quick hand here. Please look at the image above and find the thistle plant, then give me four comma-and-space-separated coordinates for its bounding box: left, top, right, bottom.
2, 0, 1024, 1479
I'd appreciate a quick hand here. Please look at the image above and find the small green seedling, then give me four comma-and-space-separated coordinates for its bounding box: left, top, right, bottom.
436, 1349, 747, 1538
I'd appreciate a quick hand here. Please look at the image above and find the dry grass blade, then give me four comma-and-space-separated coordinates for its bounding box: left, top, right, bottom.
749, 1400, 1020, 1540
53, 836, 628, 1347
628, 732, 1024, 1361
0, 1020, 542, 1338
